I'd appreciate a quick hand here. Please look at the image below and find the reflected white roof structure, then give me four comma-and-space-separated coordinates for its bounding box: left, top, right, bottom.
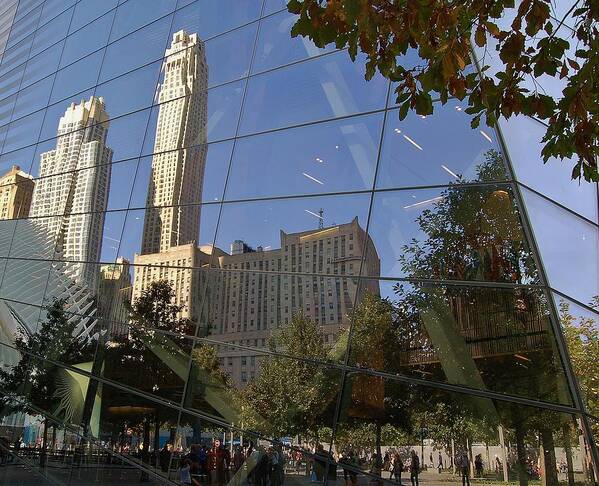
0, 219, 99, 341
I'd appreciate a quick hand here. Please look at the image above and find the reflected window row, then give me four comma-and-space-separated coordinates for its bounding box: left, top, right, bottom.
0, 0, 314, 104
0, 181, 538, 287
0, 96, 510, 201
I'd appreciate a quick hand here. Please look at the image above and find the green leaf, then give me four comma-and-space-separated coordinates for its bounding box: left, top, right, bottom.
414, 92, 433, 115
399, 100, 410, 120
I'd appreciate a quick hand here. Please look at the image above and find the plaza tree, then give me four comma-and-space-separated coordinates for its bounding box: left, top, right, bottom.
239, 313, 338, 441
0, 299, 95, 467
288, 0, 598, 181
560, 297, 599, 440
102, 280, 194, 478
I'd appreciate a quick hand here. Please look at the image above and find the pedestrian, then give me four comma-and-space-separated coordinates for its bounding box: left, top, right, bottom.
457, 450, 470, 486
392, 452, 404, 484
495, 455, 502, 474
475, 454, 483, 478
438, 452, 443, 473
233, 445, 245, 474
208, 438, 227, 486
410, 450, 419, 486
383, 451, 391, 472
159, 443, 171, 472
341, 450, 358, 486
370, 452, 384, 486
181, 458, 200, 486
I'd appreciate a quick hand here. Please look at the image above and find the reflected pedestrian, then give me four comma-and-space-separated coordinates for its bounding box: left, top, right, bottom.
410, 450, 419, 486
457, 450, 470, 486
392, 452, 404, 484
475, 454, 483, 478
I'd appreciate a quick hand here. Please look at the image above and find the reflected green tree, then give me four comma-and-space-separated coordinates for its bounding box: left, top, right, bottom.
560, 298, 599, 430
102, 280, 193, 478
398, 150, 536, 284
239, 313, 338, 440
385, 152, 573, 486
0, 299, 95, 466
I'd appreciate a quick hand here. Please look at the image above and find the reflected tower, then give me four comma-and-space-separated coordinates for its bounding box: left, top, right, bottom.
29, 96, 113, 291
141, 30, 208, 254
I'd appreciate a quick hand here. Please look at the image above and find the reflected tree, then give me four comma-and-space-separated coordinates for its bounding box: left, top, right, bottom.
239, 313, 338, 441
398, 150, 536, 284
0, 299, 95, 467
102, 280, 193, 478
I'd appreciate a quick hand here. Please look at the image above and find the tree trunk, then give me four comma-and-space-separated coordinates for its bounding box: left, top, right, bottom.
467, 437, 474, 478
451, 438, 456, 475
51, 425, 57, 451
375, 420, 382, 461
540, 428, 558, 486
40, 419, 49, 468
140, 416, 150, 482
192, 417, 202, 444
562, 425, 575, 486
515, 424, 529, 486
153, 415, 160, 453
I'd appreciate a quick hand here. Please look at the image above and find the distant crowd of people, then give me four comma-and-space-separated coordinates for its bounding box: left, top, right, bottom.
178, 439, 286, 486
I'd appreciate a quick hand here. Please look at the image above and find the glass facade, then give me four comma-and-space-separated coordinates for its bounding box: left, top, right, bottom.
0, 1, 596, 485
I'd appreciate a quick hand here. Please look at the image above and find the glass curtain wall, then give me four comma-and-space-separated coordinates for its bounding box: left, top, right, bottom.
0, 0, 596, 484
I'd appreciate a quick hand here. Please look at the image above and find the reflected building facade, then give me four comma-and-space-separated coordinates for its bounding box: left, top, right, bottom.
132, 30, 209, 323
208, 217, 380, 386
29, 96, 112, 291
140, 30, 208, 254
97, 257, 132, 336
0, 165, 33, 220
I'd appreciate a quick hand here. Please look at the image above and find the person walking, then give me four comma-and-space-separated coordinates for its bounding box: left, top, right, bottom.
475, 454, 483, 478
438, 452, 443, 473
181, 458, 200, 486
341, 450, 358, 486
392, 452, 404, 484
208, 439, 227, 486
457, 450, 470, 486
410, 450, 420, 486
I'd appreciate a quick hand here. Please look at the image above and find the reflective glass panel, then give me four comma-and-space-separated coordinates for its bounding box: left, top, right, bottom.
378, 102, 508, 189
225, 113, 382, 200
367, 185, 539, 283
240, 51, 388, 135
521, 187, 599, 305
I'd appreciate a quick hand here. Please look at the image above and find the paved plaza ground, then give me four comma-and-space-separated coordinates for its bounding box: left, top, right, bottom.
0, 461, 586, 486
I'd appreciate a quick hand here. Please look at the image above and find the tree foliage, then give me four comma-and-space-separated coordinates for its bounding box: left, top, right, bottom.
239, 313, 338, 439
0, 299, 94, 417
288, 0, 598, 181
397, 150, 538, 284
560, 298, 599, 436
106, 279, 194, 396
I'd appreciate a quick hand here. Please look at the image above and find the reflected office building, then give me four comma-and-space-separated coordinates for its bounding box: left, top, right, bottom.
0, 2, 596, 485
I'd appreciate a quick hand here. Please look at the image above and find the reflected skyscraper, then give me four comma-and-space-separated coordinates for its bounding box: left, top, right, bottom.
29, 96, 113, 291
141, 30, 208, 254
97, 257, 133, 336
133, 30, 209, 323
